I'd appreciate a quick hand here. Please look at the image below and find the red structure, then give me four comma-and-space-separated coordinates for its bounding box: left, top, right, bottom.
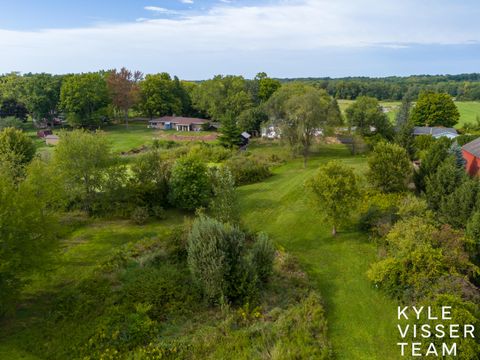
462, 138, 480, 176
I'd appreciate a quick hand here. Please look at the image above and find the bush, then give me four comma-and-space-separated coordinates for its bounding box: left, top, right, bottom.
225, 155, 272, 186
151, 205, 167, 220
251, 233, 275, 283
0, 127, 36, 167
187, 143, 233, 163
169, 156, 212, 211
131, 206, 149, 225
0, 116, 24, 130
187, 216, 256, 304
209, 166, 239, 224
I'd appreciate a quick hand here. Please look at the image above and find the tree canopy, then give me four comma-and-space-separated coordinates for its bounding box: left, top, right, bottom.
410, 91, 460, 127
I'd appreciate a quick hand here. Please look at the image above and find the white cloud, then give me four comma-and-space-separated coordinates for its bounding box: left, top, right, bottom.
180, 0, 194, 4
0, 0, 479, 76
144, 6, 177, 14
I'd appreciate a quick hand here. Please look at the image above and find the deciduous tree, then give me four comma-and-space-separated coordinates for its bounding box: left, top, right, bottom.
410, 91, 460, 127
306, 161, 359, 236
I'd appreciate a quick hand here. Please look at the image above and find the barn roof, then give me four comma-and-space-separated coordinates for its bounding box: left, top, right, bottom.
413, 127, 458, 137
462, 137, 480, 158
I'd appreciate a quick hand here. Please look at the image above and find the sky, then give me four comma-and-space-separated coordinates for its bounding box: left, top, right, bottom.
0, 0, 480, 79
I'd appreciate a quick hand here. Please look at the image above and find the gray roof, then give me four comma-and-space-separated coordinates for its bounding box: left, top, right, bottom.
413, 127, 458, 137
241, 132, 251, 139
462, 137, 480, 158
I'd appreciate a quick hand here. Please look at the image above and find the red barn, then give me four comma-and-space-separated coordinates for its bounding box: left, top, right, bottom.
462, 138, 480, 176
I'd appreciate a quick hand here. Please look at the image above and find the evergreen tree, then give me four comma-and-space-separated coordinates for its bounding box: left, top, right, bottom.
218, 112, 242, 148
466, 211, 480, 244
414, 137, 452, 192
440, 178, 479, 228
448, 142, 467, 169
425, 156, 466, 211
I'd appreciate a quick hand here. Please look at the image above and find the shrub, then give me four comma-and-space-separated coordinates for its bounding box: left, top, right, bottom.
151, 205, 167, 220
129, 150, 170, 209
0, 116, 24, 130
0, 127, 36, 166
131, 206, 149, 225
466, 211, 480, 244
225, 155, 272, 185
187, 143, 233, 163
209, 166, 239, 224
251, 233, 275, 283
457, 134, 479, 147
271, 292, 332, 359
169, 156, 212, 211
187, 216, 256, 304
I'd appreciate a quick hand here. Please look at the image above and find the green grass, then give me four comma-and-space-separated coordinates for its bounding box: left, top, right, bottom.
338, 99, 480, 128
238, 145, 400, 359
0, 213, 184, 359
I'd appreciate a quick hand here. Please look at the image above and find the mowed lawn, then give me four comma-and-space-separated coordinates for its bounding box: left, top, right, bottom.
338, 99, 480, 128
238, 145, 400, 359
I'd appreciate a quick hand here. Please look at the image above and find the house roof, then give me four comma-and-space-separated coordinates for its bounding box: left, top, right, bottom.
241, 132, 251, 139
462, 137, 480, 158
413, 127, 458, 137
149, 116, 208, 125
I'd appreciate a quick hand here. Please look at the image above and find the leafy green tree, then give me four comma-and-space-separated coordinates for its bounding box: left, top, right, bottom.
191, 75, 254, 120
0, 127, 35, 167
138, 73, 182, 119
255, 72, 281, 102
367, 217, 475, 300
410, 91, 460, 127
0, 98, 28, 121
106, 68, 142, 127
53, 130, 117, 213
306, 161, 359, 236
0, 169, 58, 314
266, 83, 332, 167
23, 73, 62, 122
209, 166, 239, 224
218, 112, 242, 148
367, 142, 413, 193
129, 150, 170, 209
169, 157, 211, 211
60, 73, 110, 127
345, 96, 393, 138
414, 137, 452, 191
425, 156, 466, 211
237, 106, 268, 134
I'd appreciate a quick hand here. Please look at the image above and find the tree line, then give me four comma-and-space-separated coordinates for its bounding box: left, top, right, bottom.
282, 73, 480, 101
0, 70, 281, 133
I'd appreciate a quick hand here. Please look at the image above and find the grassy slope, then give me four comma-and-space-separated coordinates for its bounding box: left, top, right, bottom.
238, 144, 400, 360
0, 214, 184, 359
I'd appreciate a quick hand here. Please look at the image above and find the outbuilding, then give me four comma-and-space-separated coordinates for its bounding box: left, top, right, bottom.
462, 137, 480, 176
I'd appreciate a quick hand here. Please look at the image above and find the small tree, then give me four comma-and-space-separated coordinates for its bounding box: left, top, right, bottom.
367, 142, 413, 193
345, 96, 393, 139
169, 156, 211, 211
251, 233, 275, 283
440, 178, 479, 228
0, 127, 36, 167
414, 137, 452, 192
306, 161, 359, 236
53, 130, 116, 213
218, 112, 242, 148
466, 211, 480, 244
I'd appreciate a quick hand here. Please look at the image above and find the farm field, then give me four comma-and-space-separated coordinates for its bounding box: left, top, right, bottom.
338, 99, 480, 127
238, 144, 400, 360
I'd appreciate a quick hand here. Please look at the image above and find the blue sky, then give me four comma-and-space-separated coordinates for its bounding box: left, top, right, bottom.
0, 0, 479, 79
